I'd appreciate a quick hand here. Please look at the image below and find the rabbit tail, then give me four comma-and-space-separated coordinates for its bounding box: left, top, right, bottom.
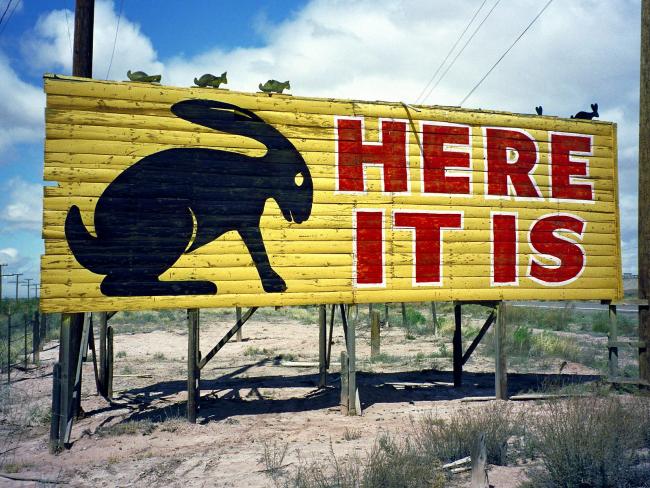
65, 205, 110, 275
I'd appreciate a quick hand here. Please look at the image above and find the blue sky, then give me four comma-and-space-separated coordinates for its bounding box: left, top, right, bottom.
0, 0, 642, 297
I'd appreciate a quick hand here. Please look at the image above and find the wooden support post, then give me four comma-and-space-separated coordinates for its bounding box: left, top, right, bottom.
97, 312, 108, 396
49, 363, 62, 454
187, 308, 200, 423
368, 303, 372, 317
340, 350, 349, 414
495, 302, 508, 400
608, 304, 619, 379
32, 312, 40, 365
235, 307, 242, 342
431, 302, 438, 335
640, 0, 650, 386
326, 304, 335, 368
106, 326, 114, 398
401, 303, 407, 327
318, 305, 327, 387
370, 310, 380, 358
347, 310, 358, 415
384, 303, 389, 326
453, 303, 463, 387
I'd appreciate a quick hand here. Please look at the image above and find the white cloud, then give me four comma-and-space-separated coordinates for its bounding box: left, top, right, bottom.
25, 0, 163, 80
0, 54, 44, 152
1, 177, 42, 231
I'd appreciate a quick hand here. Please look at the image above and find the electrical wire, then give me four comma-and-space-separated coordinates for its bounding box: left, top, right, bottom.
105, 0, 124, 79
459, 0, 554, 106
421, 0, 502, 104
414, 0, 488, 105
0, 0, 14, 31
0, 0, 19, 36
64, 3, 73, 62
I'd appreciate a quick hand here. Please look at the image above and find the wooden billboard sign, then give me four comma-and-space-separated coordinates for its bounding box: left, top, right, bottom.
41, 75, 622, 313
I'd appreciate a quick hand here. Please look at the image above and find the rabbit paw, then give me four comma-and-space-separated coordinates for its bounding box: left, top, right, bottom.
262, 272, 287, 293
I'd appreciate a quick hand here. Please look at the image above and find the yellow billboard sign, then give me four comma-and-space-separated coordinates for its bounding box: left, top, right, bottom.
41, 75, 622, 312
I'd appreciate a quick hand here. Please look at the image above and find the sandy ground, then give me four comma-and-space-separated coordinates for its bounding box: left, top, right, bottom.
0, 311, 610, 487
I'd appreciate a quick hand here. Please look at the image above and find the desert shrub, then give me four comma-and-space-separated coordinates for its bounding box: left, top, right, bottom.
415, 401, 518, 465
508, 304, 574, 331
272, 436, 445, 488
525, 396, 650, 488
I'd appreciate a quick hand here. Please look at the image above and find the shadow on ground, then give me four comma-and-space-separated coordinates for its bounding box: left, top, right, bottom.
90, 364, 601, 427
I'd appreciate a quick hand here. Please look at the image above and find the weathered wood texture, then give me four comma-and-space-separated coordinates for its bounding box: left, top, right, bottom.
41, 75, 622, 312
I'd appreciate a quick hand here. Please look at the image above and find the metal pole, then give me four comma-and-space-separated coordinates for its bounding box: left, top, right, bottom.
640, 0, 650, 385
235, 307, 242, 342
453, 303, 463, 387
187, 308, 200, 423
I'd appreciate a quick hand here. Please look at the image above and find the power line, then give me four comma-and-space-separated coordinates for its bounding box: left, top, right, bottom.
0, 0, 14, 30
105, 0, 124, 79
421, 0, 502, 104
64, 2, 73, 63
0, 0, 19, 37
459, 0, 554, 106
414, 0, 488, 105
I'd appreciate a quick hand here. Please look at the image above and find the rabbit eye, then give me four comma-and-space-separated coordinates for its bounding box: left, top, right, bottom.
295, 172, 304, 186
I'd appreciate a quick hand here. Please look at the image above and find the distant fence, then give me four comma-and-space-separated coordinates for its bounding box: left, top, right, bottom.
0, 305, 60, 383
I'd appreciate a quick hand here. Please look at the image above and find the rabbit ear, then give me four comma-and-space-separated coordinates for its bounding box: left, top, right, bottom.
592, 103, 598, 111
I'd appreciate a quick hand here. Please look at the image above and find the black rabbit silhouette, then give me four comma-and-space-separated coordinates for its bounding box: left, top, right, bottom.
65, 99, 313, 297
571, 103, 599, 120
535, 106, 543, 115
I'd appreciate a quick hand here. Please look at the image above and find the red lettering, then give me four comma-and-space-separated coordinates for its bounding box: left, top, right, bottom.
529, 214, 585, 285
422, 123, 471, 194
550, 133, 593, 201
492, 213, 518, 284
337, 118, 408, 192
393, 211, 463, 284
354, 210, 384, 285
485, 128, 541, 198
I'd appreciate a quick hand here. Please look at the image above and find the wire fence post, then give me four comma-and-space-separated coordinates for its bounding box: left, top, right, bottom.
23, 313, 28, 369
7, 313, 11, 383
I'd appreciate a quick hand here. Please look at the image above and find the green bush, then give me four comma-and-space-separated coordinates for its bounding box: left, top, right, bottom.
525, 396, 650, 488
415, 402, 518, 465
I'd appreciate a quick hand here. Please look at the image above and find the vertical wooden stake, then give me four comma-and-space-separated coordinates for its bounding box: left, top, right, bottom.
318, 305, 327, 387
32, 312, 40, 365
187, 308, 200, 423
340, 350, 349, 414
235, 307, 242, 342
453, 303, 463, 387
370, 310, 380, 359
495, 302, 508, 400
608, 304, 619, 379
97, 312, 108, 396
384, 303, 389, 326
49, 362, 62, 454
431, 302, 438, 335
107, 326, 114, 399
401, 303, 407, 327
57, 314, 72, 447
347, 312, 358, 415
639, 0, 650, 385
470, 432, 489, 488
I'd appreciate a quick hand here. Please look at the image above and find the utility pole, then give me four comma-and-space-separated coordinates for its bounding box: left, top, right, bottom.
640, 0, 650, 385
22, 278, 33, 301
51, 0, 95, 452
11, 273, 22, 302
